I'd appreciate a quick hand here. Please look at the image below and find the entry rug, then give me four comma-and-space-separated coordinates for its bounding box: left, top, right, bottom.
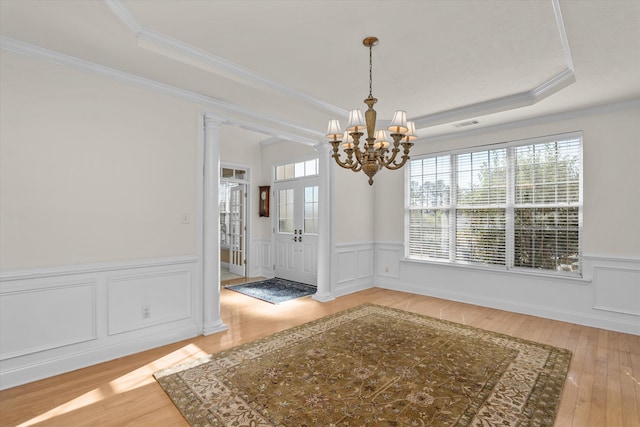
225, 277, 316, 304
154, 304, 571, 426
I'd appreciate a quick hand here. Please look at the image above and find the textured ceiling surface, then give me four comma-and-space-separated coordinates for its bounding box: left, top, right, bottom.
1, 0, 639, 143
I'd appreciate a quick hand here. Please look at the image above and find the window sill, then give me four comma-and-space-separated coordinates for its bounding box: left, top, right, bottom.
401, 257, 592, 284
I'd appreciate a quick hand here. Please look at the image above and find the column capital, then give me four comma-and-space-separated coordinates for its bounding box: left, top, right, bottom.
204, 113, 225, 129
314, 141, 332, 154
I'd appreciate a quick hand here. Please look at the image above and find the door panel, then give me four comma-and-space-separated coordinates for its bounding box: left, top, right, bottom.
274, 177, 318, 285
229, 186, 245, 276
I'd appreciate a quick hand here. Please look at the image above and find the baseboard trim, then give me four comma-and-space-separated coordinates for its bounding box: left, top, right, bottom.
375, 278, 639, 335
0, 323, 199, 390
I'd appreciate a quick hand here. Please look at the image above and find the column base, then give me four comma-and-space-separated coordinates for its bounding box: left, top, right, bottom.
312, 292, 336, 303
202, 320, 228, 336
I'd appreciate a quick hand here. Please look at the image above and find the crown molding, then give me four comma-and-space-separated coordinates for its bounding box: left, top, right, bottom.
416, 98, 640, 144
105, 0, 575, 132
104, 0, 348, 119
0, 36, 322, 143
2, 0, 579, 144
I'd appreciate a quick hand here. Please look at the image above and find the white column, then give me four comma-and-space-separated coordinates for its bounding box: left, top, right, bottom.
313, 142, 336, 302
202, 114, 228, 335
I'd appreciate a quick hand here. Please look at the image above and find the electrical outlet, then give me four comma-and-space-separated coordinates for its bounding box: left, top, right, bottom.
385, 266, 389, 273
141, 305, 151, 319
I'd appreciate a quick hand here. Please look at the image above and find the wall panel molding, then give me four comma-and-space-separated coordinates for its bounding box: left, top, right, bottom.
0, 281, 97, 360
335, 242, 375, 295
371, 245, 640, 335
0, 256, 200, 390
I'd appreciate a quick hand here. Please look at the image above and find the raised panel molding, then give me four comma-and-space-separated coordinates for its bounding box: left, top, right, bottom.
375, 242, 403, 279
0, 281, 97, 360
0, 256, 199, 390
335, 243, 375, 295
591, 263, 640, 317
337, 251, 356, 284
107, 270, 192, 335
250, 238, 272, 278
372, 246, 640, 335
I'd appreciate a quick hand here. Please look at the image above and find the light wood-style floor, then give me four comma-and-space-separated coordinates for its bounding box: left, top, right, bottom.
1, 287, 638, 427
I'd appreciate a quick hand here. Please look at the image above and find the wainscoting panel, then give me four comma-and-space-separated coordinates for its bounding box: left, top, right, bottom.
337, 251, 356, 284
0, 256, 200, 390
0, 281, 96, 360
250, 239, 272, 278
375, 242, 403, 279
373, 244, 640, 335
107, 270, 192, 335
335, 242, 374, 296
592, 262, 640, 316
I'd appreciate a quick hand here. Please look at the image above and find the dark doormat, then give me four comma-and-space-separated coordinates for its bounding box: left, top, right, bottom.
226, 277, 317, 304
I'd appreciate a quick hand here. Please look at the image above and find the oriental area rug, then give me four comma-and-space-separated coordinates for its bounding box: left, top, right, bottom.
226, 278, 317, 304
154, 304, 571, 427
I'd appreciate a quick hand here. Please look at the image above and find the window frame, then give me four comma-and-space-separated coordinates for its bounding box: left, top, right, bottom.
405, 131, 583, 277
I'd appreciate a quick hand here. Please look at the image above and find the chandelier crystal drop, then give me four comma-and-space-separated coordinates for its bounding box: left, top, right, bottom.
326, 36, 416, 185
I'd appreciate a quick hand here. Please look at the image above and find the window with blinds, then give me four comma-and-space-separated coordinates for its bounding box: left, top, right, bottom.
406, 133, 582, 275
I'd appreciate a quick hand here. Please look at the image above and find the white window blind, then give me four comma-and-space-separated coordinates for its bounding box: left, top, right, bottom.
408, 155, 451, 259
455, 149, 507, 265
512, 139, 581, 272
406, 133, 582, 275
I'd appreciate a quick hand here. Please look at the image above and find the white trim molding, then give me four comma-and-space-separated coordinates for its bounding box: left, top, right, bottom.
0, 36, 321, 145
334, 242, 375, 297
0, 256, 200, 390
373, 244, 640, 335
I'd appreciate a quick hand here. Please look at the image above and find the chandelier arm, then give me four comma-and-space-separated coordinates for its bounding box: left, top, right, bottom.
379, 133, 404, 166
330, 140, 357, 169
332, 153, 355, 169
384, 142, 414, 170
381, 147, 401, 166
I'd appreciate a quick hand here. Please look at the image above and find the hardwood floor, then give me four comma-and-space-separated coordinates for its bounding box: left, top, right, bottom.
1, 288, 638, 426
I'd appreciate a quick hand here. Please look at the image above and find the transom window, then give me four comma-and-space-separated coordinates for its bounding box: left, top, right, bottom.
275, 159, 319, 181
406, 132, 582, 275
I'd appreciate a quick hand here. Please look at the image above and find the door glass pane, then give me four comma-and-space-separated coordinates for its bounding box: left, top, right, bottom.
304, 185, 319, 234
278, 189, 294, 233
305, 159, 318, 176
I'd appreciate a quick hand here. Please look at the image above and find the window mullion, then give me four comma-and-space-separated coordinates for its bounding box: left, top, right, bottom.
450, 154, 457, 263
506, 146, 515, 269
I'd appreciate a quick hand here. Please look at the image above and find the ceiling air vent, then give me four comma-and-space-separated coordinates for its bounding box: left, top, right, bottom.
453, 120, 479, 128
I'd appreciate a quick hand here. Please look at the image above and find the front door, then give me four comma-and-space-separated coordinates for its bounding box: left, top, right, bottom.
274, 177, 319, 285
229, 185, 245, 276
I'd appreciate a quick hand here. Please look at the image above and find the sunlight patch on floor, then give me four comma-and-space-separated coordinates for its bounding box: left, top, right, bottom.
17, 344, 207, 427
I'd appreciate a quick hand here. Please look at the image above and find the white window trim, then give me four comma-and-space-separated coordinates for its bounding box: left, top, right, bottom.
404, 131, 583, 277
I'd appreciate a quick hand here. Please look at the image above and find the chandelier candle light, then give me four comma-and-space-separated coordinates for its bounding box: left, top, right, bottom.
326, 36, 416, 185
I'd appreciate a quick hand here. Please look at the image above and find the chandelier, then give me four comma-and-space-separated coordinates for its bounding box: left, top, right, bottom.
325, 36, 416, 185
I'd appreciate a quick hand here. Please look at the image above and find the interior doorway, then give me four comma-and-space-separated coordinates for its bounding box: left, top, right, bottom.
220, 165, 248, 283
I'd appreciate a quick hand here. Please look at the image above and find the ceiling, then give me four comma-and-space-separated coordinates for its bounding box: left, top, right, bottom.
1, 0, 639, 145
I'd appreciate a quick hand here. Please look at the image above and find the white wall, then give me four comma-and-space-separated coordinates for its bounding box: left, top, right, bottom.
334, 165, 375, 244
0, 51, 201, 270
0, 50, 209, 389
